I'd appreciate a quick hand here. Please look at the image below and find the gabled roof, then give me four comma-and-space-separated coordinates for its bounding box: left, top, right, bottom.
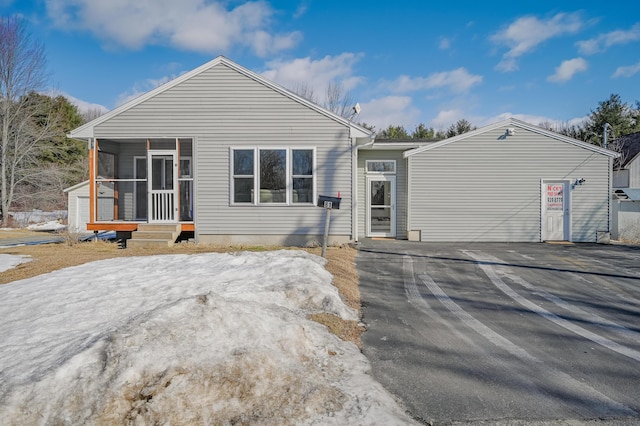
63, 180, 89, 193
404, 118, 619, 158
69, 56, 372, 140
610, 132, 640, 169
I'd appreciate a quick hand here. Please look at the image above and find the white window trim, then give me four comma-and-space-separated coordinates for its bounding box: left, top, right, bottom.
230, 148, 258, 205
366, 159, 396, 174
230, 147, 316, 206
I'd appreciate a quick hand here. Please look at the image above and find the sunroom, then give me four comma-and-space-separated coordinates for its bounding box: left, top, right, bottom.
88, 137, 194, 234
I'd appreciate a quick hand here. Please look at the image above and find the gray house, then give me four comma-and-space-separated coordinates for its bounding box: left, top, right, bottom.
68, 56, 372, 247
69, 57, 618, 246
358, 119, 618, 242
612, 132, 640, 188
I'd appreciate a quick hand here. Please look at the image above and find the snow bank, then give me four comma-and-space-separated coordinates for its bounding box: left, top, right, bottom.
0, 254, 31, 272
0, 250, 415, 425
9, 210, 67, 227
26, 220, 66, 231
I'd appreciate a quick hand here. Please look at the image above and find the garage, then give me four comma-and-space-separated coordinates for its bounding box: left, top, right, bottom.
403, 118, 618, 242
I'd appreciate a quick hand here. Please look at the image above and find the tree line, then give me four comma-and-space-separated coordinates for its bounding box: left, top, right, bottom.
0, 16, 95, 224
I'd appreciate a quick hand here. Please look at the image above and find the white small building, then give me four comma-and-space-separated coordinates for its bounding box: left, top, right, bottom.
64, 180, 90, 232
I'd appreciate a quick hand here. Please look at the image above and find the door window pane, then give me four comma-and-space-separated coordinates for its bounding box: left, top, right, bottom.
371, 207, 391, 233
371, 181, 391, 206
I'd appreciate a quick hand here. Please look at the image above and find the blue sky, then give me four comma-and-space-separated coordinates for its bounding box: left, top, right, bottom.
2, 0, 640, 133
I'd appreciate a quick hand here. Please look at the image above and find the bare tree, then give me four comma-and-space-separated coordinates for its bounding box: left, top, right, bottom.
290, 82, 318, 104
81, 107, 106, 124
324, 81, 354, 118
290, 81, 355, 119
0, 16, 53, 224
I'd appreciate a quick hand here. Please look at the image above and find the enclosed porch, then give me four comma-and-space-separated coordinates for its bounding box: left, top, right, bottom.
88, 138, 195, 241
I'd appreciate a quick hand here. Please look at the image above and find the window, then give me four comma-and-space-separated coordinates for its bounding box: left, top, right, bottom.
366, 160, 396, 174
260, 149, 286, 203
292, 149, 313, 203
231, 148, 315, 205
233, 149, 255, 203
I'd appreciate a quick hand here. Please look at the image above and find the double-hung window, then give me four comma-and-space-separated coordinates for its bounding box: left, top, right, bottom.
231, 148, 315, 205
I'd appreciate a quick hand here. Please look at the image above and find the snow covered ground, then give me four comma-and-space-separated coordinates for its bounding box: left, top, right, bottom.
0, 254, 31, 273
9, 210, 67, 228
0, 250, 415, 424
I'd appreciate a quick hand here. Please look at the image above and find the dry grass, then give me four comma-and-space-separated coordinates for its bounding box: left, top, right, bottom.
0, 236, 363, 346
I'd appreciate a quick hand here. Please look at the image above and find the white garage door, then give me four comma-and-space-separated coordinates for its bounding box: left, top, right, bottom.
76, 196, 90, 232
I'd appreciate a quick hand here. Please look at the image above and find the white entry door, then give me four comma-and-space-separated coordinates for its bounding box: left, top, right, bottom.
542, 180, 570, 241
148, 150, 178, 223
367, 176, 396, 237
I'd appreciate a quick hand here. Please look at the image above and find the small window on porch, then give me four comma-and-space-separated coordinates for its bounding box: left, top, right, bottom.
366, 160, 396, 174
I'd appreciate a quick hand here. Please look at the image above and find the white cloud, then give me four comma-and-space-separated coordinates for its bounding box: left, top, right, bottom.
385, 68, 483, 94
116, 75, 177, 106
438, 37, 452, 50
430, 109, 466, 129
612, 62, 640, 78
577, 23, 640, 55
358, 96, 420, 133
261, 53, 364, 103
47, 90, 109, 114
491, 12, 585, 72
44, 0, 301, 57
481, 112, 588, 129
547, 58, 588, 82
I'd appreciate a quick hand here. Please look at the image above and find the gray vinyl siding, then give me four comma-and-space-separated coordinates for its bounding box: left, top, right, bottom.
407, 126, 611, 242
357, 150, 408, 239
629, 157, 640, 187
94, 63, 353, 238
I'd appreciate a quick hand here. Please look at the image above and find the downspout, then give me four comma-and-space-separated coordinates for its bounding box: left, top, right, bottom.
603, 123, 613, 240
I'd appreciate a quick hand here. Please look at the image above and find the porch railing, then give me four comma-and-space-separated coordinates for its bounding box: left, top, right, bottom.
151, 190, 175, 222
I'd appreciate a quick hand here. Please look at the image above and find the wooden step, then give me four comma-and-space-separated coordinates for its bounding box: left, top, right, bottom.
127, 238, 175, 248
127, 223, 181, 248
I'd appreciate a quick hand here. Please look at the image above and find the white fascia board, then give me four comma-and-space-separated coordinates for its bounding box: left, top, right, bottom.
404, 117, 619, 158
359, 142, 423, 151
63, 180, 90, 193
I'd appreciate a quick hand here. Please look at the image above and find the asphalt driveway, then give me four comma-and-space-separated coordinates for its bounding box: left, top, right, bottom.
357, 240, 640, 424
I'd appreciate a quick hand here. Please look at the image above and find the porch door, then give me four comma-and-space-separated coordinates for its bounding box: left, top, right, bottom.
148, 150, 178, 223
367, 176, 396, 237
542, 180, 570, 241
